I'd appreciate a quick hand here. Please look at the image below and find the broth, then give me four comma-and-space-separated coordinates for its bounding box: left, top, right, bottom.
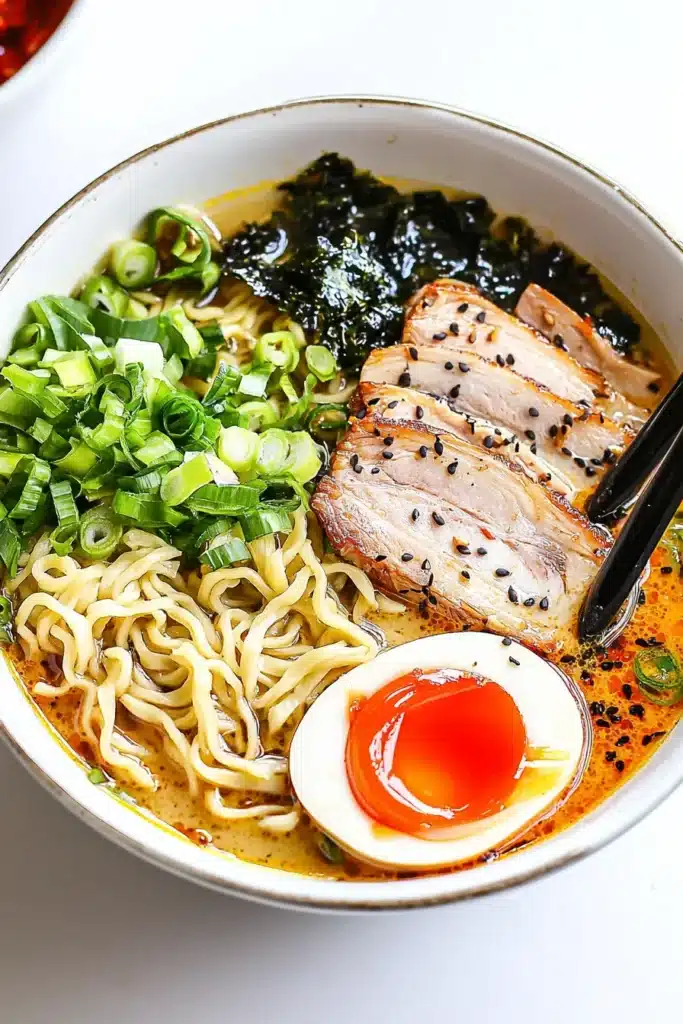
4, 171, 682, 881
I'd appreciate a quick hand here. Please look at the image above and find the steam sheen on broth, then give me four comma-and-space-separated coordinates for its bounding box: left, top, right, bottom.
2, 157, 682, 880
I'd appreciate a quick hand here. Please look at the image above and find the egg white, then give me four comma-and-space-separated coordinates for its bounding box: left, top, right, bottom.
289, 632, 591, 871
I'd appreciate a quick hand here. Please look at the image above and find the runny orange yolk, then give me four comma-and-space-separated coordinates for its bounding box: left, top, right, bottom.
345, 670, 527, 835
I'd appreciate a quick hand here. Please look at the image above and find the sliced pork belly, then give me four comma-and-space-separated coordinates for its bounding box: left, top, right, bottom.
357, 381, 572, 495
515, 283, 661, 406
313, 417, 609, 652
404, 279, 604, 407
360, 344, 630, 494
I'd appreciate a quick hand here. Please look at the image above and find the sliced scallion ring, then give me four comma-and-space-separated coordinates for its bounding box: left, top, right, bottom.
78, 508, 123, 560
253, 332, 300, 373
80, 275, 130, 317
239, 506, 292, 542
110, 240, 157, 289
217, 426, 259, 474
634, 647, 683, 706
256, 429, 291, 477
305, 345, 338, 382
199, 537, 251, 569
160, 453, 215, 507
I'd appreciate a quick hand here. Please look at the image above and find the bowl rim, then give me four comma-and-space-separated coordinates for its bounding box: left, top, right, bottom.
0, 0, 89, 108
2, 93, 683, 912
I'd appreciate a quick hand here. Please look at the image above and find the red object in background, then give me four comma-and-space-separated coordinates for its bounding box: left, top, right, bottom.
0, 0, 73, 83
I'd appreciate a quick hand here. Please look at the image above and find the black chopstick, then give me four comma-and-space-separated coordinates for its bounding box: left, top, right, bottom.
587, 372, 683, 523
579, 422, 683, 639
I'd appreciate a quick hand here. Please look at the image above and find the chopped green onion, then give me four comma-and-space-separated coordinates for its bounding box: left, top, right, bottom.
50, 523, 78, 557
90, 309, 163, 344
238, 366, 271, 398
199, 537, 251, 569
307, 403, 348, 442
52, 351, 97, 390
0, 519, 21, 576
54, 440, 99, 479
200, 261, 221, 294
148, 208, 212, 281
317, 833, 345, 864
110, 240, 157, 289
217, 426, 259, 474
238, 399, 278, 432
239, 506, 292, 542
305, 345, 338, 382
114, 338, 165, 378
186, 483, 263, 515
0, 594, 12, 643
160, 453, 214, 507
256, 429, 291, 477
81, 333, 115, 372
276, 373, 317, 429
80, 275, 129, 317
159, 394, 203, 442
78, 508, 123, 560
163, 353, 184, 386
112, 491, 188, 528
162, 306, 204, 359
50, 479, 79, 529
117, 466, 168, 494
134, 432, 181, 468
253, 331, 300, 373
9, 458, 51, 519
202, 363, 241, 408
0, 452, 26, 478
87, 767, 108, 785
634, 647, 683, 706
47, 297, 95, 337
283, 431, 322, 483
29, 298, 88, 351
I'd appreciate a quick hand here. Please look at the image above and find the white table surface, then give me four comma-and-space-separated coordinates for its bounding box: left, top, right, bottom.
2, 2, 683, 1021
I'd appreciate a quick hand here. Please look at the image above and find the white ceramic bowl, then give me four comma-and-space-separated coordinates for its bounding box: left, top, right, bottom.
2, 97, 683, 912
0, 0, 88, 111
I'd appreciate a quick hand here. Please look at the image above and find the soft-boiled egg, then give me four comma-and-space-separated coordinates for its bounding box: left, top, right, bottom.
289, 632, 591, 870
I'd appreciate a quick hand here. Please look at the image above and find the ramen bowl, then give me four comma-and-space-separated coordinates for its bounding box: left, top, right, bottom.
1, 96, 683, 912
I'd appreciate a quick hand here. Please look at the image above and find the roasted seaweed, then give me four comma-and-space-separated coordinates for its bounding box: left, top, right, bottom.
222, 153, 639, 368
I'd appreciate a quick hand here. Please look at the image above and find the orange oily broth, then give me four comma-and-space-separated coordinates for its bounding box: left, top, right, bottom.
8, 552, 683, 882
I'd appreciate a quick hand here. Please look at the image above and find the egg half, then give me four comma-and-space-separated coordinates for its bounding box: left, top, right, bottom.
289, 632, 591, 871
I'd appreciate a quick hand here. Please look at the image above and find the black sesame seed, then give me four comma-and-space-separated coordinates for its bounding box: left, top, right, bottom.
509, 656, 520, 666
553, 334, 564, 347
411, 509, 419, 522
495, 568, 511, 577
508, 586, 519, 604
428, 573, 434, 586
605, 751, 617, 762
574, 456, 586, 468
415, 405, 424, 419
474, 310, 486, 324
418, 446, 428, 458
648, 381, 660, 394
382, 450, 394, 460
600, 661, 614, 671
502, 637, 512, 646
642, 735, 651, 746
506, 353, 515, 365
367, 398, 381, 406
350, 453, 359, 468
595, 718, 611, 727
353, 463, 363, 474
408, 347, 419, 361
616, 736, 630, 747
401, 553, 414, 562
561, 447, 572, 456
383, 436, 394, 446
457, 302, 468, 313
524, 429, 536, 441
371, 466, 380, 475
418, 599, 427, 614
447, 462, 458, 475
432, 332, 447, 341
496, 354, 505, 367
375, 554, 387, 562
356, 408, 367, 420
608, 713, 621, 724
434, 438, 444, 455
461, 570, 471, 580
590, 701, 605, 715
585, 467, 596, 477
615, 760, 625, 772
449, 385, 461, 399
528, 407, 539, 418
530, 443, 538, 454
562, 414, 573, 427
421, 559, 431, 571
604, 449, 617, 464
483, 435, 495, 449
398, 371, 411, 387
428, 595, 437, 605
432, 512, 445, 526
629, 704, 644, 719
477, 547, 487, 556
549, 424, 559, 438
651, 731, 666, 739
445, 361, 454, 370
387, 401, 399, 411
456, 544, 471, 555
458, 362, 470, 373
581, 670, 592, 681
523, 597, 535, 607
540, 597, 549, 610
661, 565, 674, 575
449, 322, 460, 335
374, 428, 381, 436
